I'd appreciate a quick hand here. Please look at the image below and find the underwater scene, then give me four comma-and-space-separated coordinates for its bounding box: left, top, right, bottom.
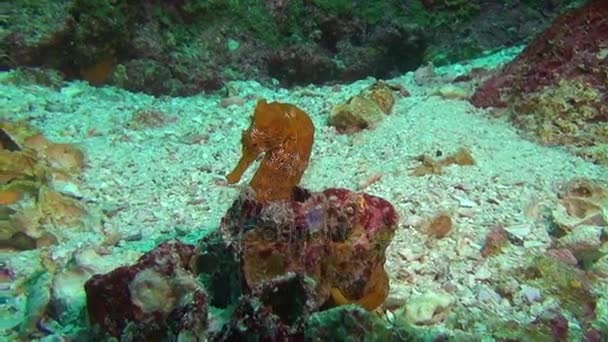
1, 0, 607, 341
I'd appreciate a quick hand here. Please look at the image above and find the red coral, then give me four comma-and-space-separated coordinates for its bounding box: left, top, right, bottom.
471, 0, 608, 115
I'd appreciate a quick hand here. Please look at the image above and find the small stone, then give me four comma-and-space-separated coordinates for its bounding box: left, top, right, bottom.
227, 39, 240, 51
424, 213, 453, 239
518, 285, 542, 303
481, 226, 509, 257
453, 194, 477, 208
546, 248, 578, 266
504, 224, 532, 241
403, 215, 424, 228
51, 180, 84, 199
434, 84, 471, 100
477, 287, 501, 304
474, 266, 492, 280
401, 291, 454, 325
457, 207, 477, 218
219, 96, 245, 108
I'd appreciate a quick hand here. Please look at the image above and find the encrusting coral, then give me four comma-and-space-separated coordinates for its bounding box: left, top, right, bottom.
226, 99, 315, 202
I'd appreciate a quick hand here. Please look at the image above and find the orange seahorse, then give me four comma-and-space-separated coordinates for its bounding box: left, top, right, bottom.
226, 99, 314, 202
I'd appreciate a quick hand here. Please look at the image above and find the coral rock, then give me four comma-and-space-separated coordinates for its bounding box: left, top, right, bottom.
470, 1, 608, 162
84, 240, 207, 341
220, 187, 398, 311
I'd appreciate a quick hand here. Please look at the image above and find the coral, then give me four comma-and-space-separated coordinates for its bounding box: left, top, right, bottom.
0, 1, 72, 67
220, 187, 398, 312
511, 79, 607, 147
470, 1, 608, 163
2, 0, 578, 95
70, 0, 129, 69
1, 68, 65, 89
472, 1, 608, 108
83, 185, 397, 339
226, 99, 315, 202
84, 240, 207, 341
191, 230, 242, 309
216, 273, 317, 341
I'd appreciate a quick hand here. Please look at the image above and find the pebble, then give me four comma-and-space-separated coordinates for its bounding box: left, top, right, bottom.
519, 286, 542, 303
504, 224, 532, 240
478, 287, 501, 304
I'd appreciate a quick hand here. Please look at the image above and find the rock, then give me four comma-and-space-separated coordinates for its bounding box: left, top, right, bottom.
84, 240, 207, 341
329, 94, 385, 133
557, 225, 606, 267
328, 82, 395, 133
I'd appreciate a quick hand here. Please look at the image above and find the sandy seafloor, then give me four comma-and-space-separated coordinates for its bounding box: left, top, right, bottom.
1, 46, 607, 340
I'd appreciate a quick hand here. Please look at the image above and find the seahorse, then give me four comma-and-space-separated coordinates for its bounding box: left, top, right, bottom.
226, 99, 314, 202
